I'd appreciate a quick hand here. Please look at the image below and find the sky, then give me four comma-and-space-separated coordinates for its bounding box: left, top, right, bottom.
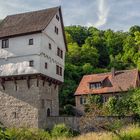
0, 0, 140, 31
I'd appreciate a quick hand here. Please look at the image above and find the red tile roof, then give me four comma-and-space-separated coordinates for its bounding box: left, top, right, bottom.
75, 69, 139, 95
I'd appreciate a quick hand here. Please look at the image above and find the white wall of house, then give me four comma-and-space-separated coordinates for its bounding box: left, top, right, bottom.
0, 11, 65, 82
41, 11, 66, 82
0, 34, 41, 58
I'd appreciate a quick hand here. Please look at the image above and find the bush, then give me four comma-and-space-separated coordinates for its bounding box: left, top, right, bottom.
5, 128, 51, 140
119, 125, 140, 140
51, 123, 73, 138
63, 104, 75, 116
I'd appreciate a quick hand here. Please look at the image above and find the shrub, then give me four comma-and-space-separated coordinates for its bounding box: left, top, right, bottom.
5, 128, 51, 140
51, 123, 73, 138
119, 125, 140, 140
63, 104, 75, 116
0, 128, 10, 140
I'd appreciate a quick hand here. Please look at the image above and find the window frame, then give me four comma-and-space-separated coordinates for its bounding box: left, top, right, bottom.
57, 47, 63, 59
80, 97, 86, 105
56, 15, 59, 21
56, 65, 62, 76
49, 43, 52, 50
29, 60, 34, 67
55, 26, 59, 34
2, 39, 9, 48
45, 62, 48, 69
90, 82, 101, 89
29, 38, 33, 45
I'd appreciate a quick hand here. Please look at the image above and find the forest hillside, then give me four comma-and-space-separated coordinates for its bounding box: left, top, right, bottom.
60, 25, 140, 111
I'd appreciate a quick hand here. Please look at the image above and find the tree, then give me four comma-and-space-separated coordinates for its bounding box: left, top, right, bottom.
86, 28, 110, 67
65, 25, 89, 46
66, 43, 81, 65
82, 63, 93, 74
81, 44, 99, 67
129, 25, 140, 36
105, 88, 140, 117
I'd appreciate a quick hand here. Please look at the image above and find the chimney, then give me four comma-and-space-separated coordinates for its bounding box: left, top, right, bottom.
111, 67, 115, 77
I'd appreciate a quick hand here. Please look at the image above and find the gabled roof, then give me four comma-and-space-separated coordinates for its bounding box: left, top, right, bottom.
0, 7, 58, 38
0, 7, 67, 50
75, 69, 139, 95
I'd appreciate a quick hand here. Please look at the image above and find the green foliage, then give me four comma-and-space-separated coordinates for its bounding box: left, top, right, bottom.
129, 25, 140, 36
0, 128, 10, 140
65, 25, 89, 46
51, 124, 73, 138
81, 44, 99, 67
63, 104, 75, 116
0, 128, 51, 140
105, 88, 140, 117
113, 125, 140, 140
60, 25, 140, 112
82, 63, 93, 74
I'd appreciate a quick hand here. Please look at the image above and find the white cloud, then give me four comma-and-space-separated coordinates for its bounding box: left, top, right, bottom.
87, 0, 110, 28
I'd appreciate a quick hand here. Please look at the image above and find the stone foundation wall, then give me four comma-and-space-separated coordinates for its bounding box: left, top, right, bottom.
46, 117, 80, 131
0, 78, 59, 128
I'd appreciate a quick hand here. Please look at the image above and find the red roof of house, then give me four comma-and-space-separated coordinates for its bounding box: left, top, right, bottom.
75, 69, 139, 95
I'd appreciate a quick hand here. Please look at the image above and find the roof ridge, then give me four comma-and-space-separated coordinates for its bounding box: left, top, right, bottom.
6, 6, 60, 17
84, 68, 138, 77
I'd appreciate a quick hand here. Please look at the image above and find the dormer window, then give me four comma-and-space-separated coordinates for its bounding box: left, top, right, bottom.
90, 82, 101, 89
2, 39, 9, 48
29, 39, 33, 45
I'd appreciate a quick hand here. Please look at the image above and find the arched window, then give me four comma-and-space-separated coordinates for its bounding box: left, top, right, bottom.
47, 108, 51, 117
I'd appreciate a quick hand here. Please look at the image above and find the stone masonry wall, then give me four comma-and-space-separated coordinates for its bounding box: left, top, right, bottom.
38, 80, 59, 128
0, 78, 59, 128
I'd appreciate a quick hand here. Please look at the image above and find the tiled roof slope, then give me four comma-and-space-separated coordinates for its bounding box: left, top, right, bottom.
0, 7, 59, 38
75, 69, 139, 95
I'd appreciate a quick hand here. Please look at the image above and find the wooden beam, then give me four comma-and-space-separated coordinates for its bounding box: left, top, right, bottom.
26, 76, 30, 89
42, 78, 45, 86
12, 77, 17, 91
36, 75, 41, 87
0, 78, 5, 90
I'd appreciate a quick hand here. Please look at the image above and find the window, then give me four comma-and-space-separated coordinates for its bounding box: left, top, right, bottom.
45, 62, 48, 69
90, 82, 101, 89
29, 60, 34, 67
41, 99, 45, 108
103, 96, 108, 102
60, 67, 62, 76
12, 112, 17, 118
49, 43, 52, 50
56, 65, 59, 75
56, 15, 59, 21
115, 95, 120, 100
80, 97, 86, 105
57, 47, 63, 59
2, 39, 9, 48
47, 108, 51, 117
55, 26, 59, 34
61, 50, 63, 59
29, 39, 33, 45
56, 65, 62, 76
